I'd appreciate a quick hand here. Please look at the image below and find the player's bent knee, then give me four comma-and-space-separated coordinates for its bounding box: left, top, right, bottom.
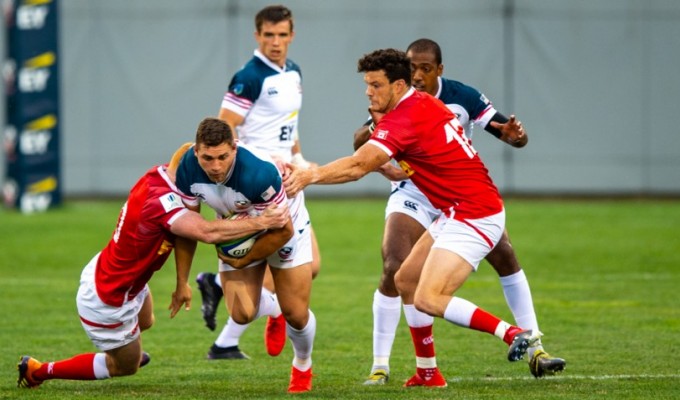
413, 294, 439, 318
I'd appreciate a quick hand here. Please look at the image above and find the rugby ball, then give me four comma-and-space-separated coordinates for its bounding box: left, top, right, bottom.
216, 234, 257, 258
215, 213, 258, 258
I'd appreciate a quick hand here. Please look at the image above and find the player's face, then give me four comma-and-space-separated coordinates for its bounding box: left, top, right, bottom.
407, 50, 443, 96
195, 142, 237, 184
363, 70, 403, 114
255, 20, 294, 68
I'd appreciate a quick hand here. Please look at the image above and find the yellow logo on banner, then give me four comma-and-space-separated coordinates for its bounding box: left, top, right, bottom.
24, 52, 55, 69
27, 176, 58, 193
23, 0, 52, 6
26, 114, 57, 130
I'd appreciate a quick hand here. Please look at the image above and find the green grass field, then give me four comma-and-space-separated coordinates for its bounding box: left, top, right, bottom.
1, 198, 679, 399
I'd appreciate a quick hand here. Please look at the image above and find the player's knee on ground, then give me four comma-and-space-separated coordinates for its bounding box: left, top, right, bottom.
108, 358, 140, 377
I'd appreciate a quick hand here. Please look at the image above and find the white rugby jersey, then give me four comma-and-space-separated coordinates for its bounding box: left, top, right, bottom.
221, 50, 302, 163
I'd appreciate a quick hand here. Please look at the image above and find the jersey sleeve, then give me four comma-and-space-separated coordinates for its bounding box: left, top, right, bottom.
460, 84, 498, 128
155, 191, 190, 228
221, 69, 262, 117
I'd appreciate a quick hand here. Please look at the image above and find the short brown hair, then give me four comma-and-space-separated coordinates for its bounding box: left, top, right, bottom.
195, 118, 235, 147
255, 5, 294, 33
357, 48, 411, 86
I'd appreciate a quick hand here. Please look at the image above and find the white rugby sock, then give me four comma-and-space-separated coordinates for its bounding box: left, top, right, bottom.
372, 290, 401, 372
500, 270, 539, 331
288, 310, 316, 371
214, 317, 249, 348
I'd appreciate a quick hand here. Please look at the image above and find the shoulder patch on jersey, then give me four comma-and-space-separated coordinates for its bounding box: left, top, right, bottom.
376, 129, 389, 140
159, 192, 185, 213
479, 93, 490, 105
261, 186, 277, 201
232, 83, 244, 96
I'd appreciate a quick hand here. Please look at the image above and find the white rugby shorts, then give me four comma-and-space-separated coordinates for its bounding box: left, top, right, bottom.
428, 209, 505, 271
385, 180, 440, 229
76, 253, 148, 351
219, 191, 313, 272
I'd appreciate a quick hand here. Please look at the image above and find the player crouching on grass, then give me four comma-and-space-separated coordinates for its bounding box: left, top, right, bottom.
17, 142, 290, 389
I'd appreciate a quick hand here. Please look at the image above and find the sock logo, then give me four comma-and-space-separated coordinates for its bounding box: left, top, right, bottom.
47, 362, 54, 376
422, 335, 434, 346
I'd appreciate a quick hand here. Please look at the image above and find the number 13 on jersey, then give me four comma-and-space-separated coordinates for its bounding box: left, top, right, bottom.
445, 118, 476, 158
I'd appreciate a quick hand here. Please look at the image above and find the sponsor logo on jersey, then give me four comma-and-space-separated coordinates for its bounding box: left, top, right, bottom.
232, 83, 244, 96
403, 200, 418, 212
479, 93, 490, 105
267, 87, 278, 96
261, 186, 276, 201
159, 192, 184, 213
278, 246, 293, 260
234, 200, 250, 212
397, 160, 415, 177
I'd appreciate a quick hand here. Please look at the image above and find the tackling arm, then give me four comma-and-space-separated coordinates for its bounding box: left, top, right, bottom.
169, 204, 290, 245
216, 218, 295, 269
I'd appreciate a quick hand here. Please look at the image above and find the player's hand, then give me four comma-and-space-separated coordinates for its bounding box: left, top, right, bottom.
492, 115, 528, 148
257, 203, 290, 230
216, 250, 250, 269
168, 283, 192, 318
283, 163, 312, 198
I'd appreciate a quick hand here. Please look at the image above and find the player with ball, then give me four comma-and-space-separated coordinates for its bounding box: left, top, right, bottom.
174, 118, 317, 393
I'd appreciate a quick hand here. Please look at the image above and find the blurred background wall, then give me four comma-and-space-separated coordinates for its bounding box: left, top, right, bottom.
2, 0, 679, 199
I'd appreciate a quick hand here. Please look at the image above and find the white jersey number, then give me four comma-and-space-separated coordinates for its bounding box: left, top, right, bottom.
444, 118, 477, 159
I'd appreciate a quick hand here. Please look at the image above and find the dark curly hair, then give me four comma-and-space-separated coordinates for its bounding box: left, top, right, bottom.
357, 48, 411, 86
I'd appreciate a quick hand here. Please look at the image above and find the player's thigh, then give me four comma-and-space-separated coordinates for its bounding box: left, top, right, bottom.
137, 290, 154, 332
416, 248, 473, 299
310, 227, 321, 278
485, 229, 521, 276
271, 263, 312, 327
382, 212, 427, 270
219, 263, 266, 321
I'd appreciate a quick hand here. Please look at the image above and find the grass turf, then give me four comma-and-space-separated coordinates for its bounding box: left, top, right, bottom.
1, 198, 679, 399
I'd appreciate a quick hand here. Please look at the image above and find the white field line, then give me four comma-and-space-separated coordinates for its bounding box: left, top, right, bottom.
448, 374, 680, 382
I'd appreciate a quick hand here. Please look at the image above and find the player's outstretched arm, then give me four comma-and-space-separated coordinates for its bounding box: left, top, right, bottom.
284, 143, 390, 197
487, 113, 528, 148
